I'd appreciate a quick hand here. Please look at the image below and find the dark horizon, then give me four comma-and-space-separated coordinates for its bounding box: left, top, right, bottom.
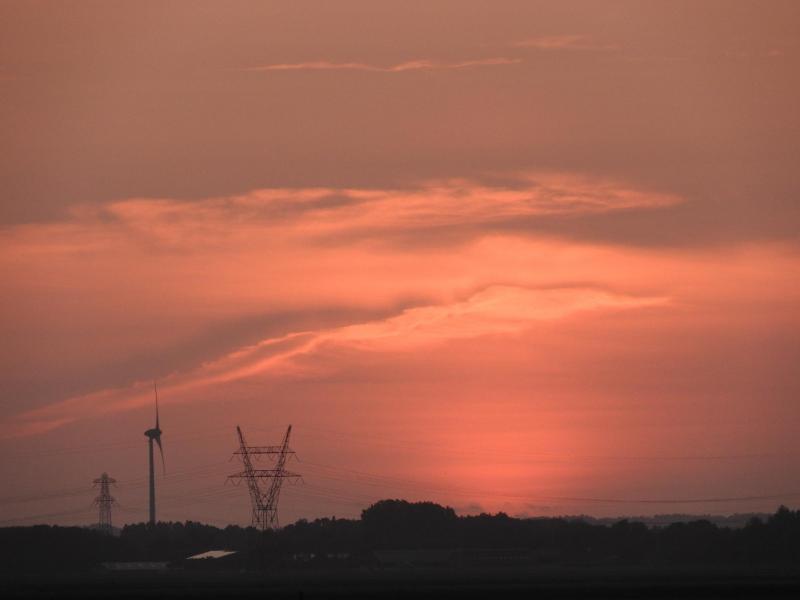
6, 501, 800, 597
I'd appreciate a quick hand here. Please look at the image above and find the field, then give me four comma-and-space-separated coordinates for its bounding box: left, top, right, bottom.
4, 566, 800, 599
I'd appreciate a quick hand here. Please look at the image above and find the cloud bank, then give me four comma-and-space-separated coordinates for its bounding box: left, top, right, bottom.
0, 171, 683, 436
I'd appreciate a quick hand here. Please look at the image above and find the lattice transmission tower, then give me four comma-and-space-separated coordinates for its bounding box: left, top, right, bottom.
93, 472, 117, 533
229, 425, 300, 530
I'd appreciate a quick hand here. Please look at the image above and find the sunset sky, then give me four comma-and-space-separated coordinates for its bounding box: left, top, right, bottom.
1, 1, 799, 528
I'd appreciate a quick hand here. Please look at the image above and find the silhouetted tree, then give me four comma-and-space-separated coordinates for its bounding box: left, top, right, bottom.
362, 499, 458, 548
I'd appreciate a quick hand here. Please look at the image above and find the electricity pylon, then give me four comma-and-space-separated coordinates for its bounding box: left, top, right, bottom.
229, 425, 299, 530
93, 472, 117, 533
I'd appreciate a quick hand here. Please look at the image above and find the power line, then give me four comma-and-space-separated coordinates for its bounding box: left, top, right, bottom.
0, 506, 94, 526
6, 422, 800, 528
302, 424, 799, 463
300, 460, 800, 506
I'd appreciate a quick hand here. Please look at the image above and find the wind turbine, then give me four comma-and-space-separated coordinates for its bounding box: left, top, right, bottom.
144, 382, 165, 526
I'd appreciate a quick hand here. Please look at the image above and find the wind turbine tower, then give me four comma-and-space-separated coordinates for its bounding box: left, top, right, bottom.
144, 383, 165, 525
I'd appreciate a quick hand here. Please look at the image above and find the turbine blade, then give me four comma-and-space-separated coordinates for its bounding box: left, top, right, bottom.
155, 435, 166, 475
154, 381, 160, 430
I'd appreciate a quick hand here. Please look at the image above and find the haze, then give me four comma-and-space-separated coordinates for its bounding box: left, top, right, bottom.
1, 1, 799, 527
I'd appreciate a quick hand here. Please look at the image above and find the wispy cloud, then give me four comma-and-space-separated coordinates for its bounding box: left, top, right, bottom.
1, 173, 680, 258
512, 35, 616, 51
0, 285, 666, 438
243, 57, 520, 73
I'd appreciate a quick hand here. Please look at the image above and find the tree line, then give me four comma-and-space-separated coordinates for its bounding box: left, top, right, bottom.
2, 501, 799, 572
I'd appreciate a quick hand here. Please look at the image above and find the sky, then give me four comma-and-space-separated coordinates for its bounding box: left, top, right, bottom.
1, 0, 799, 528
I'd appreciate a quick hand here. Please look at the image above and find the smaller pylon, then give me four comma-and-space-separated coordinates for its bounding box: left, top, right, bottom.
93, 472, 117, 534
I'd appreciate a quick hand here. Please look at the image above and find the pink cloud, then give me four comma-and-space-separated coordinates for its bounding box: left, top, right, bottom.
1, 285, 666, 438
244, 57, 521, 73
512, 35, 616, 51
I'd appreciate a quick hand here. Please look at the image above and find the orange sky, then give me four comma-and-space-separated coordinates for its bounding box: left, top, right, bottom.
1, 1, 799, 527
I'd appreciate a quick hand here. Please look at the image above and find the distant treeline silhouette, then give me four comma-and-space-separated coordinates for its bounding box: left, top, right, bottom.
2, 501, 800, 572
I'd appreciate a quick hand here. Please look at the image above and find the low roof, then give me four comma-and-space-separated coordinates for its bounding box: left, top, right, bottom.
186, 550, 238, 560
